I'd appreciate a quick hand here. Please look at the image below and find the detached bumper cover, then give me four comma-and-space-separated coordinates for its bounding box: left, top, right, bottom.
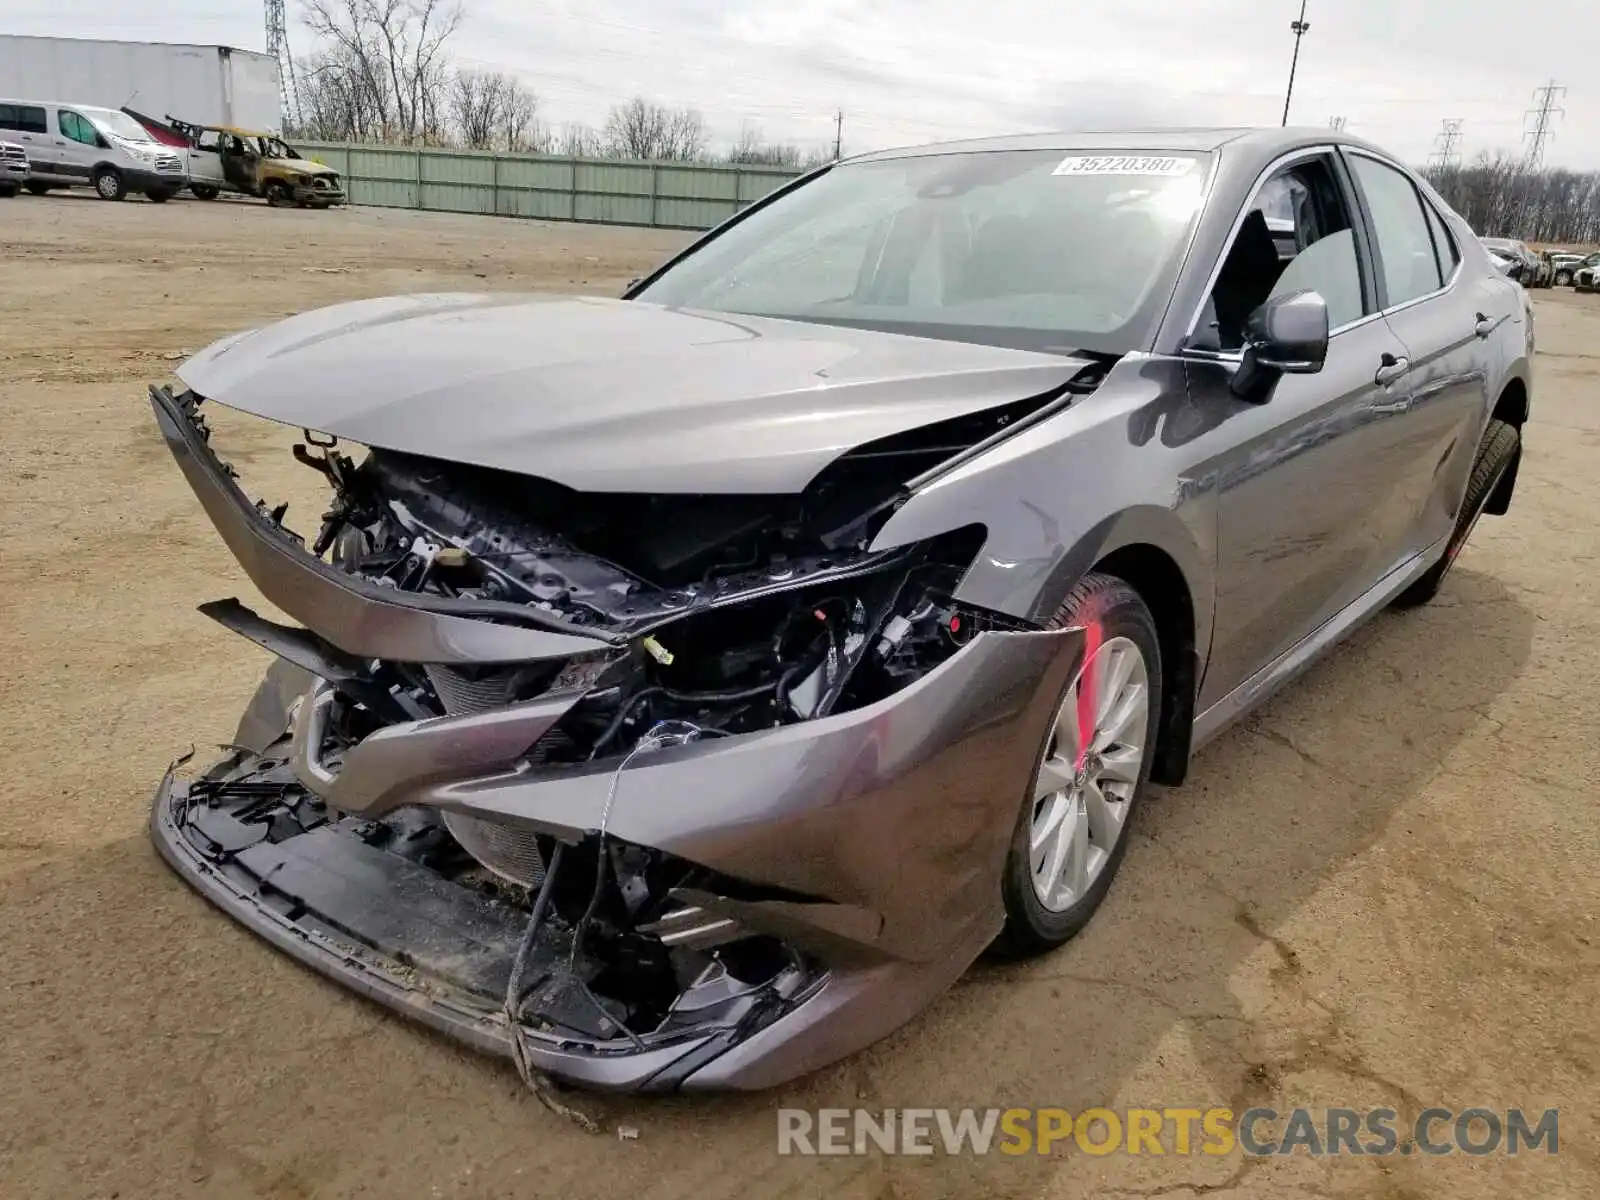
153, 621, 1081, 1091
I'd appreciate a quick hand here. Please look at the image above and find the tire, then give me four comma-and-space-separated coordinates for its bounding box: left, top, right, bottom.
146, 188, 172, 203
1556, 271, 1572, 287
1392, 419, 1520, 608
25, 180, 50, 195
93, 166, 126, 201
995, 573, 1163, 957
191, 184, 219, 200
265, 182, 294, 207
0, 184, 15, 199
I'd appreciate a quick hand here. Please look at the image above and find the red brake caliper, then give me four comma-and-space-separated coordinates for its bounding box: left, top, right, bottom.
1075, 618, 1102, 771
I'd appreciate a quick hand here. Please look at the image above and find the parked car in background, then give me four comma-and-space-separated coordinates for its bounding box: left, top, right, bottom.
1575, 255, 1600, 293
0, 99, 185, 200
1480, 237, 1537, 285
1550, 252, 1586, 286
162, 117, 344, 207
1530, 250, 1555, 288
148, 127, 1532, 1093
0, 139, 26, 196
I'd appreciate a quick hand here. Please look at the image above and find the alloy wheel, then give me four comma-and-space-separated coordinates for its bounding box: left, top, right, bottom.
1027, 635, 1149, 912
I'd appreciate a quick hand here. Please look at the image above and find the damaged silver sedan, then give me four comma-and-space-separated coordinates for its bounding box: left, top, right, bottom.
150, 128, 1529, 1092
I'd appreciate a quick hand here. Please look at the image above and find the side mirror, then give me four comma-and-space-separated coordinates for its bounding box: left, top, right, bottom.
1231, 289, 1329, 402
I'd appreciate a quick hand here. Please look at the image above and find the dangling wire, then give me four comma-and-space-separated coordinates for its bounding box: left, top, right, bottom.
502, 719, 714, 1131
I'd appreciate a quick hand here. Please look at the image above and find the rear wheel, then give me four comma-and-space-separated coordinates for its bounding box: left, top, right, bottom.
93, 166, 126, 201
1556, 270, 1573, 287
1392, 419, 1520, 608
996, 574, 1162, 957
191, 184, 220, 200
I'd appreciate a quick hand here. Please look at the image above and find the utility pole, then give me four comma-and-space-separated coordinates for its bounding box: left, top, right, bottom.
264, 0, 303, 130
1281, 0, 1311, 126
1327, 115, 1346, 131
833, 110, 844, 160
1429, 118, 1463, 170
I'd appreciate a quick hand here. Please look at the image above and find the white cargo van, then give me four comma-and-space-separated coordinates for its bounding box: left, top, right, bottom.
0, 99, 187, 200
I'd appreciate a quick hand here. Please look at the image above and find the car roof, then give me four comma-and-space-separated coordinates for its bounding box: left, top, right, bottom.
846, 126, 1399, 164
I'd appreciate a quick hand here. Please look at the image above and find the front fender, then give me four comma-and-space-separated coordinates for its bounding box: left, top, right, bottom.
870, 354, 1216, 659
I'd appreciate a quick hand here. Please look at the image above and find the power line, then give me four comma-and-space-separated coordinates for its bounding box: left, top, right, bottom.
1281, 0, 1311, 126
1429, 118, 1463, 169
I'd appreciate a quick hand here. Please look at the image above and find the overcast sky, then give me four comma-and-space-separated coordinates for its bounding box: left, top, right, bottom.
10, 0, 1599, 166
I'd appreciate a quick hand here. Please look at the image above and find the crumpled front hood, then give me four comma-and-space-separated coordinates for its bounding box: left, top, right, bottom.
177, 294, 1087, 493
271, 158, 337, 177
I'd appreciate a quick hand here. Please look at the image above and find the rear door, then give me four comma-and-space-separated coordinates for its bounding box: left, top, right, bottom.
0, 103, 60, 179
1343, 151, 1495, 562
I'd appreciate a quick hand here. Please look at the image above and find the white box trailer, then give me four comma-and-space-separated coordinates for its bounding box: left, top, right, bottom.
0, 36, 281, 133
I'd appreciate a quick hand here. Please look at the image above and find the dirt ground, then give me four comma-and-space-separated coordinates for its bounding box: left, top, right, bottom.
2, 193, 1598, 1200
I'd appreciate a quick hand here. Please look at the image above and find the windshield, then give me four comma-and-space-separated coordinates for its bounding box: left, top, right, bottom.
88, 111, 154, 142
635, 148, 1212, 355
260, 136, 300, 159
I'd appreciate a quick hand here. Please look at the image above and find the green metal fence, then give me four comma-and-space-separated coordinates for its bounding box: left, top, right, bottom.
295, 142, 804, 230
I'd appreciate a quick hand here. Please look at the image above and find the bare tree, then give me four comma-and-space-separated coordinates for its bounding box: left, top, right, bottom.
300, 0, 462, 142
603, 96, 707, 161
1425, 153, 1600, 243
727, 123, 804, 168
558, 122, 600, 158
449, 68, 497, 149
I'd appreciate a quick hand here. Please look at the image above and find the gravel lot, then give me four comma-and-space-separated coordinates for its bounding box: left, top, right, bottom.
2, 194, 1598, 1200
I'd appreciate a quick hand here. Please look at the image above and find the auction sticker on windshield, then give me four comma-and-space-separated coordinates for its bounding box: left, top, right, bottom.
1053, 155, 1197, 176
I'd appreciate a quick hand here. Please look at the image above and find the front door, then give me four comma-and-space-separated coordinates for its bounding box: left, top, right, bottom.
1187, 151, 1418, 708
54, 108, 102, 182
188, 130, 227, 187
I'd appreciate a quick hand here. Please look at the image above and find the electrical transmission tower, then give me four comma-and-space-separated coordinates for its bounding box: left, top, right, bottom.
1522, 80, 1565, 168
1429, 118, 1463, 170
265, 0, 303, 130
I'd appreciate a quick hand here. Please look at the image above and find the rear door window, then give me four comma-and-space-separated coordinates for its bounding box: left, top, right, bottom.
0, 104, 47, 133
1349, 155, 1444, 307
1422, 202, 1459, 280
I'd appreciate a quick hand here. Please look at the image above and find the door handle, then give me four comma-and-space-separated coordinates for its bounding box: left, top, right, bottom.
1374, 353, 1410, 387
1474, 312, 1497, 338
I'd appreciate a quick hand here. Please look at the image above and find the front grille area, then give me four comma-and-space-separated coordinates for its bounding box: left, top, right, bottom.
155, 155, 184, 174
425, 663, 547, 887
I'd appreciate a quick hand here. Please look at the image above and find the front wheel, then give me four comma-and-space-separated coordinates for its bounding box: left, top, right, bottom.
1393, 419, 1520, 608
1556, 270, 1573, 287
92, 166, 126, 201
995, 574, 1162, 957
265, 182, 294, 207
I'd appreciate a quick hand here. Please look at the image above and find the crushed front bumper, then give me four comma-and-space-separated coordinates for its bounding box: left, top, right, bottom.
146, 383, 1086, 1090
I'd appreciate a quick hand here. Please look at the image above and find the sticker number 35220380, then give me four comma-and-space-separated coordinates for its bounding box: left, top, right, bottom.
1052, 155, 1197, 177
